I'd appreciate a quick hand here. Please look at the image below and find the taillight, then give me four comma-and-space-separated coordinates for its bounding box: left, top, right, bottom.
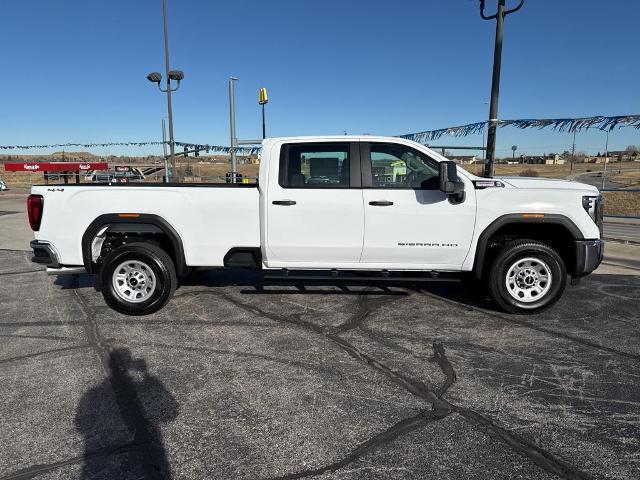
27, 194, 44, 231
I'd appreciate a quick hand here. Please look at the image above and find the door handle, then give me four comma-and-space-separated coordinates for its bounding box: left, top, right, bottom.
369, 200, 394, 206
272, 200, 297, 206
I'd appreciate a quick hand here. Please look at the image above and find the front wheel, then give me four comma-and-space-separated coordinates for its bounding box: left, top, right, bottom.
489, 240, 566, 314
99, 242, 177, 316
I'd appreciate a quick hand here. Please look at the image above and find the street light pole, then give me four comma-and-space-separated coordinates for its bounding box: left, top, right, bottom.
479, 0, 525, 178
602, 130, 609, 191
229, 77, 239, 183
570, 129, 576, 175
162, 0, 176, 174
161, 118, 169, 182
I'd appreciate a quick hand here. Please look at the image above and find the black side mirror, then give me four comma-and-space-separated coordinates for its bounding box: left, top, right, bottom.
439, 161, 465, 195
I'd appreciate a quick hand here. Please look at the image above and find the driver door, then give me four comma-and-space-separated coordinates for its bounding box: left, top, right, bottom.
360, 142, 476, 268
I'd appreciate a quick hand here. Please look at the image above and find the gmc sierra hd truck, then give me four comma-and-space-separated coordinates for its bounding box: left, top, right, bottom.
27, 136, 604, 315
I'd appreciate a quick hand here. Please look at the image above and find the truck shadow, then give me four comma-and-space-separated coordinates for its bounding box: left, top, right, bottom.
182, 269, 499, 309
52, 268, 498, 306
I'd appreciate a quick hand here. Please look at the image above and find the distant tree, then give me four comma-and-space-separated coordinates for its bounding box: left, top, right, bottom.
626, 145, 639, 161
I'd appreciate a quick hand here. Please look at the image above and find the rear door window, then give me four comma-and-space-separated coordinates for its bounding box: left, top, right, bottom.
279, 143, 351, 188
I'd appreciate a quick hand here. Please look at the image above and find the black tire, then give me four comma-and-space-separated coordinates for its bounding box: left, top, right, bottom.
99, 242, 177, 316
488, 239, 566, 314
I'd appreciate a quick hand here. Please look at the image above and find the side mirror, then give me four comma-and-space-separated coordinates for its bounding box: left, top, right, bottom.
439, 161, 464, 195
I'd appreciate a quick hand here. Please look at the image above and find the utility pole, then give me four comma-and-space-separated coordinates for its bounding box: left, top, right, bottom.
602, 130, 609, 190
482, 130, 486, 161
479, 0, 525, 178
229, 77, 239, 183
570, 130, 576, 175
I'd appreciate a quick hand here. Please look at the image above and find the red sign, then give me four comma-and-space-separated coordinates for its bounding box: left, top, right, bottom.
3, 162, 108, 172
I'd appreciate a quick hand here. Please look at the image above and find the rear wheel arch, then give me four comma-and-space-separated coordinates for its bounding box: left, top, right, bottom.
81, 214, 188, 277
473, 214, 583, 279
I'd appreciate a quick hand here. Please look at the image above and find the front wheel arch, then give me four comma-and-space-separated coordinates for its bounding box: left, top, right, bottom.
472, 214, 583, 280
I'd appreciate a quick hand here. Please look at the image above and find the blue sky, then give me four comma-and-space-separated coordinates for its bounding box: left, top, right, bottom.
1, 0, 638, 157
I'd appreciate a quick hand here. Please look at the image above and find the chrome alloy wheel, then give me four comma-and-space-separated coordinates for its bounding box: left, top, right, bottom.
112, 260, 157, 303
505, 257, 552, 304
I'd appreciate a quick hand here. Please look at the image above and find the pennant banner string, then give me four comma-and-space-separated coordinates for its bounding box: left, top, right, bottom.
1, 114, 638, 151
400, 114, 640, 144
0, 141, 167, 151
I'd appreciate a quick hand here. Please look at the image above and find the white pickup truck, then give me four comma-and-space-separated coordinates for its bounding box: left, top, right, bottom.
28, 136, 603, 315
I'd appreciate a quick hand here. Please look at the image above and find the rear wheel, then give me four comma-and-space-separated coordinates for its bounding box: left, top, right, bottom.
100, 242, 177, 315
489, 240, 566, 314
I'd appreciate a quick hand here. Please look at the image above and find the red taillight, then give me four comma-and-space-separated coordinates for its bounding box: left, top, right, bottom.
27, 194, 44, 231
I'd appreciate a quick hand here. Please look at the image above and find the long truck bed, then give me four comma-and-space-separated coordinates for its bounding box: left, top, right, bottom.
30, 183, 261, 268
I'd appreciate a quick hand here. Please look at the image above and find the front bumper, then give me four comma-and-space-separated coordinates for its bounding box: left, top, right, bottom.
30, 240, 60, 268
573, 239, 604, 277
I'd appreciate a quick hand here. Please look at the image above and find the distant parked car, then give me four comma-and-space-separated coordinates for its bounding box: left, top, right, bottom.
0, 178, 7, 191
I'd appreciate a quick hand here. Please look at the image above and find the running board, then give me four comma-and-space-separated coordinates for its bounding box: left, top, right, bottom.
46, 266, 87, 276
263, 272, 460, 283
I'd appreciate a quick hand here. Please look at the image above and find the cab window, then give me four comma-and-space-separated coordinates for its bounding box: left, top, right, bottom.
279, 143, 350, 188
367, 143, 439, 189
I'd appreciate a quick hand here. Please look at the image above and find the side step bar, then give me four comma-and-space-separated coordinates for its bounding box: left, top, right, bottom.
46, 266, 87, 276
263, 271, 460, 283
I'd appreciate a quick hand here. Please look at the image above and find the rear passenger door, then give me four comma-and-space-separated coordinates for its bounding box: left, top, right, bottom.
264, 142, 364, 267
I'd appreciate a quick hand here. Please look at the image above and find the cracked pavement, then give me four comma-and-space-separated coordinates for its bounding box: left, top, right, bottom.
0, 249, 639, 479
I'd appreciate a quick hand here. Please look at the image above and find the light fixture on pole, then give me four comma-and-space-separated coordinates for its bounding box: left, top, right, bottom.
258, 87, 269, 139
146, 0, 183, 181
479, 0, 525, 178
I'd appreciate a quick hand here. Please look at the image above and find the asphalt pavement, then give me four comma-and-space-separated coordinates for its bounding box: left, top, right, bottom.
1, 249, 639, 479
604, 217, 640, 244
1, 193, 640, 479
570, 171, 623, 190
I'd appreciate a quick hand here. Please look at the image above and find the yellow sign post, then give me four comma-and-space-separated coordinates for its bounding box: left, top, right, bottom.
258, 88, 268, 139
258, 87, 268, 105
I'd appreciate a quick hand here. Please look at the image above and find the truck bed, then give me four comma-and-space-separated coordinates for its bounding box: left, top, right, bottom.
31, 183, 260, 267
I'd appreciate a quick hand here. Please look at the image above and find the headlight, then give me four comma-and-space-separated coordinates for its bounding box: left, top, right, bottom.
582, 195, 604, 234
